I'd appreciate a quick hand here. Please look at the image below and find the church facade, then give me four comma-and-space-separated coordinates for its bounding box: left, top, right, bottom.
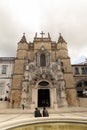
9, 32, 78, 109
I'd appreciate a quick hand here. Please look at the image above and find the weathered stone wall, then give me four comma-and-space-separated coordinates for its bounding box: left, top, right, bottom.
78, 98, 87, 107
10, 34, 78, 108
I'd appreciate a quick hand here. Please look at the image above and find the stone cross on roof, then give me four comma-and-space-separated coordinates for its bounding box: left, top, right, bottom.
40, 31, 45, 38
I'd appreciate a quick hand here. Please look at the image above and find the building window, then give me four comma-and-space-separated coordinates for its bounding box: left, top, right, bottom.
85, 67, 87, 74
40, 54, 46, 66
2, 65, 7, 74
76, 81, 87, 98
81, 67, 87, 74
75, 67, 79, 75
0, 83, 4, 99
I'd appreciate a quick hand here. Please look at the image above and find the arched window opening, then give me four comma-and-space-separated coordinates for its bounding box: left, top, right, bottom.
40, 54, 46, 66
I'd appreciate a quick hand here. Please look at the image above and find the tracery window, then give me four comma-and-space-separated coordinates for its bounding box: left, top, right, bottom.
40, 54, 46, 66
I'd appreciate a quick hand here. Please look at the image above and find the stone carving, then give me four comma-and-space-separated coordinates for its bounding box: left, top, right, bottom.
24, 71, 29, 80
21, 81, 32, 107
51, 64, 63, 81
57, 79, 68, 107
24, 59, 29, 70
58, 80, 66, 98
29, 64, 36, 72
21, 55, 68, 108
42, 73, 46, 79
22, 82, 28, 92
21, 82, 28, 106
27, 82, 32, 104
28, 72, 32, 81
50, 59, 68, 107
57, 71, 64, 80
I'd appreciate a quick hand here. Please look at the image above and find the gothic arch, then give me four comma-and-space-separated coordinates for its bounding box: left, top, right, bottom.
35, 46, 50, 67
40, 53, 46, 66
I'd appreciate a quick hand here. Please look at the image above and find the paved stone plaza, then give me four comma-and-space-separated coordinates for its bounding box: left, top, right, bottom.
0, 107, 87, 130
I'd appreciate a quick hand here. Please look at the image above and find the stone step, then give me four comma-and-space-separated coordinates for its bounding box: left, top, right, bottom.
0, 107, 87, 114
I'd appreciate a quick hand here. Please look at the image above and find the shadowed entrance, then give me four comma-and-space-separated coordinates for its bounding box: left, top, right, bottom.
38, 89, 50, 107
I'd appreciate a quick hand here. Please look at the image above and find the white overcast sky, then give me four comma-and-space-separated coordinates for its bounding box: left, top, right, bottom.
0, 0, 87, 64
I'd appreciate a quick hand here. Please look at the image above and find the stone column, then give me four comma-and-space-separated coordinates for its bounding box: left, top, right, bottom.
31, 88, 37, 109
53, 87, 58, 110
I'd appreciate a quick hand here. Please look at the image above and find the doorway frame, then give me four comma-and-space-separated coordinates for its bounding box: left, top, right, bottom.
38, 89, 50, 107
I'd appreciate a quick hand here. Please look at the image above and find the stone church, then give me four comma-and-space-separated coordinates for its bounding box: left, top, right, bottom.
10, 32, 78, 109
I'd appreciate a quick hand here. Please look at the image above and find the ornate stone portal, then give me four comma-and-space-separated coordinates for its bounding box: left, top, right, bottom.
20, 56, 68, 109
10, 32, 78, 109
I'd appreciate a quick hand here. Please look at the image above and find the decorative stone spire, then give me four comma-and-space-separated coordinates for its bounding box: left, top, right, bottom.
58, 33, 67, 43
48, 32, 51, 39
35, 32, 37, 38
19, 33, 27, 43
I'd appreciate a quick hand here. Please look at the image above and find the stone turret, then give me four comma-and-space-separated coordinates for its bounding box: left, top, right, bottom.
10, 33, 29, 108
58, 33, 66, 43
17, 33, 28, 59
19, 33, 27, 43
56, 33, 78, 106
57, 33, 68, 58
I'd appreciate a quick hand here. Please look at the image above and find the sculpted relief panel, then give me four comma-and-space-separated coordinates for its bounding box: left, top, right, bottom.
21, 55, 68, 108
51, 60, 68, 107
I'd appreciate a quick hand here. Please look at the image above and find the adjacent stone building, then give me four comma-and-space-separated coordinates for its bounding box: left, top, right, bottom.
72, 61, 87, 107
0, 57, 14, 109
9, 32, 78, 109
0, 57, 14, 100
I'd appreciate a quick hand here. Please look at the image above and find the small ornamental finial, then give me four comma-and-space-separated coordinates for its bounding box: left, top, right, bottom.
59, 33, 61, 36
48, 32, 51, 38
19, 33, 27, 43
35, 32, 37, 38
58, 33, 66, 43
23, 32, 25, 35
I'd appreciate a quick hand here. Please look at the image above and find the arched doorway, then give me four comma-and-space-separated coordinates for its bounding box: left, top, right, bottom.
38, 89, 50, 107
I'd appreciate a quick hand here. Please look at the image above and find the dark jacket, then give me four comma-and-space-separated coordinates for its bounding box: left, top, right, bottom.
43, 109, 49, 117
34, 109, 42, 117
